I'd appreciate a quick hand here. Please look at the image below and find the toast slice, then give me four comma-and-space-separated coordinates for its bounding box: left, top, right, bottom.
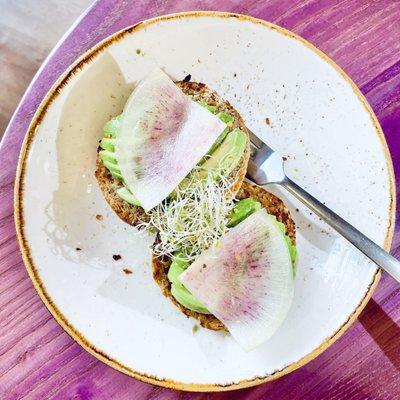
95, 80, 250, 226
152, 181, 296, 331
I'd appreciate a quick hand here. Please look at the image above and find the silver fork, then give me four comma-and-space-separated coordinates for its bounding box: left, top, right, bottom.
246, 129, 400, 282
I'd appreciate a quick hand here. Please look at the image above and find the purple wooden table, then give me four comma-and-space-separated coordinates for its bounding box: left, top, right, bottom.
1, 1, 400, 398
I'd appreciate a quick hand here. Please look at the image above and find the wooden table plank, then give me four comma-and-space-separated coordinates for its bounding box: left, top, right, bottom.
1, 1, 399, 399
0, 0, 93, 138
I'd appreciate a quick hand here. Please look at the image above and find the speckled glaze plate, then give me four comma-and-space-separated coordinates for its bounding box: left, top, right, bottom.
15, 12, 395, 391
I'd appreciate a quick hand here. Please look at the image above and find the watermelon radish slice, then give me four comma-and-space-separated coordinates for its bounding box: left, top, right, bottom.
179, 209, 294, 351
115, 68, 226, 211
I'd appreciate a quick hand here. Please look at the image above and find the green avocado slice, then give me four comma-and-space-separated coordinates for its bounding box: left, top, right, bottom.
227, 198, 261, 228
99, 150, 117, 164
116, 187, 141, 206
171, 284, 210, 314
103, 115, 122, 138
168, 254, 210, 314
197, 101, 217, 114
167, 254, 188, 282
100, 138, 115, 152
217, 112, 234, 125
102, 160, 121, 175
205, 127, 230, 157
111, 171, 123, 180
199, 128, 247, 180
269, 216, 298, 277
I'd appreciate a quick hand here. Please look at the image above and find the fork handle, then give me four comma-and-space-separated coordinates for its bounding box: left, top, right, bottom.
281, 177, 400, 282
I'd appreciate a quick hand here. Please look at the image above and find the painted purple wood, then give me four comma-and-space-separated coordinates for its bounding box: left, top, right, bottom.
1, 0, 399, 398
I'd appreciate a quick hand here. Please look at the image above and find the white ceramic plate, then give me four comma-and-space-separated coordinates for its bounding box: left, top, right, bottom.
15, 12, 395, 391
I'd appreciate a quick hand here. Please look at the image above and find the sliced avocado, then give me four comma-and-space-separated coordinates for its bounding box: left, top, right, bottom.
199, 128, 247, 179
197, 101, 217, 114
269, 215, 298, 277
196, 102, 235, 159
205, 127, 230, 157
167, 253, 210, 314
171, 283, 210, 314
111, 171, 123, 180
116, 187, 141, 206
217, 112, 234, 125
103, 115, 122, 138
168, 254, 189, 282
99, 150, 117, 164
172, 252, 189, 266
227, 198, 261, 228
100, 137, 115, 152
285, 235, 298, 277
168, 263, 186, 283
103, 160, 121, 175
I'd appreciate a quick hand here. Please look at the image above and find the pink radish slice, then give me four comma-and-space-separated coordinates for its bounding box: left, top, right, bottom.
179, 209, 294, 351
115, 68, 226, 211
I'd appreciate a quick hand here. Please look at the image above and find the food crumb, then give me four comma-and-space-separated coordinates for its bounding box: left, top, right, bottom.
113, 254, 122, 261
183, 74, 191, 82
75, 247, 82, 251
265, 117, 270, 125
95, 214, 103, 221
233, 73, 237, 77
123, 268, 133, 275
192, 325, 200, 333
136, 49, 141, 54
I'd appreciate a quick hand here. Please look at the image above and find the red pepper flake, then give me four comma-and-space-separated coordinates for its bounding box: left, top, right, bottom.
113, 254, 122, 261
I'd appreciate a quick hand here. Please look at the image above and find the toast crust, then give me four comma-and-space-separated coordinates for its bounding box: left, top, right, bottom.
95, 80, 250, 227
152, 181, 297, 331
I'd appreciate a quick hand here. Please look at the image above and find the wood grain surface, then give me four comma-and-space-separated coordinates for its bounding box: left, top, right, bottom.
1, 1, 400, 399
0, 0, 93, 137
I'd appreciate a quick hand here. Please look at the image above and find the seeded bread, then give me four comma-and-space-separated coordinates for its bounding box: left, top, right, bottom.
95, 80, 250, 227
152, 181, 297, 331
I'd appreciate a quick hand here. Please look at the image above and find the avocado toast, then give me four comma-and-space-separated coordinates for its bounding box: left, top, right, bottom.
95, 73, 250, 226
95, 69, 297, 350
152, 181, 297, 332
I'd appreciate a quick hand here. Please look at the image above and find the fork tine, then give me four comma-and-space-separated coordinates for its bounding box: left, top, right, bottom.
247, 128, 264, 149
245, 126, 285, 185
249, 140, 259, 159
246, 127, 275, 164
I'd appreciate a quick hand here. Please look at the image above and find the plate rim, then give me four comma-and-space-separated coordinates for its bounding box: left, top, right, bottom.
14, 11, 396, 392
